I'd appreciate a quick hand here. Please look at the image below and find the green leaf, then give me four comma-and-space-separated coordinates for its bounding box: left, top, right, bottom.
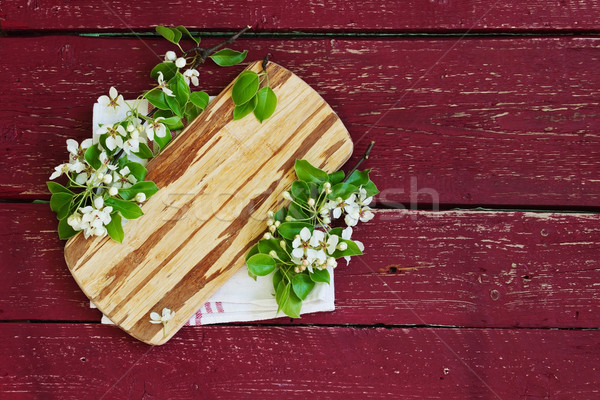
328, 182, 358, 201
145, 88, 170, 110
84, 144, 102, 170
209, 48, 248, 67
309, 268, 330, 284
184, 103, 202, 123
118, 181, 159, 201
124, 162, 147, 181
282, 289, 302, 318
58, 217, 78, 240
253, 87, 277, 123
291, 180, 310, 203
154, 125, 172, 150
246, 253, 276, 276
133, 142, 154, 159
273, 207, 287, 223
275, 281, 291, 314
32, 199, 50, 204
328, 227, 343, 237
189, 91, 209, 109
292, 274, 315, 301
272, 269, 284, 292
346, 170, 370, 187
176, 25, 200, 44
106, 212, 124, 243
156, 26, 181, 44
328, 170, 345, 185
294, 159, 328, 184
277, 222, 313, 240
47, 181, 73, 195
232, 71, 259, 105
246, 243, 260, 262
50, 192, 73, 220
161, 116, 183, 130
258, 238, 290, 262
331, 238, 363, 258
150, 62, 178, 81
287, 202, 309, 220
153, 109, 175, 119
362, 179, 380, 197
166, 93, 183, 117
104, 197, 144, 219
170, 72, 190, 107
233, 96, 257, 120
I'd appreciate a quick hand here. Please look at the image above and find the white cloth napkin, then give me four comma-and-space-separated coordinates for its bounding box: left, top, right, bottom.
89, 98, 335, 325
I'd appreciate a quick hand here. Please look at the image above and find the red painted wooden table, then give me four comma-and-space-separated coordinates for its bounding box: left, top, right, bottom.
2, 2, 600, 399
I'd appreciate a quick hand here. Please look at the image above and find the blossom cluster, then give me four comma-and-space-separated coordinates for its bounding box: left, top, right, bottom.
47, 25, 251, 243
245, 159, 378, 318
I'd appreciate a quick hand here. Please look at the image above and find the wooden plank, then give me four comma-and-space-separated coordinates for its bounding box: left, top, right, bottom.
4, 205, 600, 329
64, 62, 353, 345
1, 323, 599, 398
2, 36, 600, 207
2, 1, 600, 32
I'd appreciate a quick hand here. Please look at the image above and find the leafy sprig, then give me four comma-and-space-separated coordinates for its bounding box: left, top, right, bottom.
48, 25, 253, 242
245, 150, 378, 318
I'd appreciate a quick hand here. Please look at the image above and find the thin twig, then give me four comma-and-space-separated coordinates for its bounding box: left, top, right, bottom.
262, 53, 272, 71
344, 141, 375, 181
189, 25, 252, 69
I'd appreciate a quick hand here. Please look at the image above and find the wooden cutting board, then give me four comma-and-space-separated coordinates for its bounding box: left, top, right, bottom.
63, 61, 353, 345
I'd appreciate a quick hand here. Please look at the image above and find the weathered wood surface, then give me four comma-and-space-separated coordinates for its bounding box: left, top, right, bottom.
2, 0, 600, 32
6, 205, 600, 329
63, 62, 352, 345
2, 36, 600, 207
2, 323, 599, 399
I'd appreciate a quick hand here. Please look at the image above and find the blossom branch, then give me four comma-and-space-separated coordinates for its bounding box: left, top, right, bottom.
188, 25, 252, 69
344, 141, 375, 182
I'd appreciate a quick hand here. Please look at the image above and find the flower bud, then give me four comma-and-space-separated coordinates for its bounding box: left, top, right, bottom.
109, 187, 118, 196
165, 51, 177, 61
269, 225, 276, 233
93, 196, 104, 209
302, 259, 309, 267
294, 267, 300, 273
337, 242, 348, 251
322, 217, 331, 225
135, 192, 146, 203
267, 210, 274, 218
269, 250, 277, 258
327, 257, 337, 268
285, 215, 294, 222
127, 123, 135, 132
263, 233, 272, 240
336, 197, 343, 203
282, 191, 292, 201
274, 220, 280, 228
307, 198, 315, 207
323, 182, 331, 190
97, 173, 104, 182
280, 240, 286, 249
102, 174, 113, 184
175, 57, 186, 68
267, 218, 274, 227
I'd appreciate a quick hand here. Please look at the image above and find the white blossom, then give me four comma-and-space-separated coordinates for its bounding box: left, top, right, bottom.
164, 51, 177, 62
341, 226, 364, 265
291, 227, 318, 265
182, 68, 199, 86
97, 124, 127, 151
157, 72, 175, 97
97, 86, 125, 113
135, 192, 146, 203
78, 197, 113, 239
175, 57, 186, 68
150, 308, 175, 324
111, 166, 137, 189
144, 117, 167, 141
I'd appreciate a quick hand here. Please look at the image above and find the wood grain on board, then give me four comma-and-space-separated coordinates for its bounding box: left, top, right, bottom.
2, 323, 599, 399
1, 37, 599, 207
63, 62, 353, 345
5, 205, 600, 329
2, 0, 600, 32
